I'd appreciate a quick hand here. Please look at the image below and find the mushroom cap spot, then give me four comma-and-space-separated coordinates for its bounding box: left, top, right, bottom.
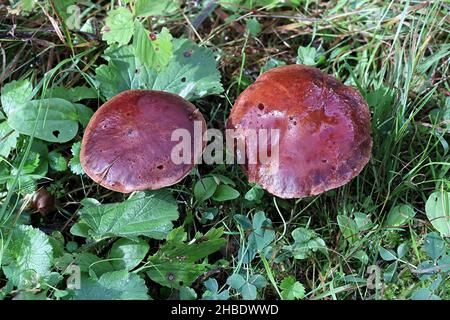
80, 90, 206, 193
226, 64, 372, 199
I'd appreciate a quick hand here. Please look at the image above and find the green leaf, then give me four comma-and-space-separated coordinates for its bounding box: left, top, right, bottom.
337, 215, 358, 243
212, 184, 240, 201
226, 274, 245, 289
397, 243, 409, 259
423, 232, 445, 260
353, 212, 373, 231
48, 150, 68, 172
146, 227, 226, 288
194, 177, 218, 202
249, 274, 267, 289
297, 46, 317, 65
386, 204, 415, 227
7, 98, 78, 143
1, 225, 53, 289
410, 288, 441, 300
383, 261, 398, 282
244, 183, 264, 202
425, 190, 450, 237
52, 0, 76, 21
261, 58, 286, 73
71, 190, 179, 241
353, 250, 369, 264
65, 4, 81, 30
75, 252, 114, 277
6, 141, 48, 195
250, 211, 275, 252
241, 283, 257, 300
133, 22, 173, 71
73, 103, 94, 129
202, 278, 230, 300
109, 238, 149, 271
95, 39, 223, 100
0, 121, 19, 158
280, 276, 305, 300
179, 286, 197, 300
101, 7, 134, 46
74, 271, 149, 300
296, 46, 324, 66
246, 18, 261, 36
44, 86, 98, 102
379, 247, 397, 261
284, 227, 326, 260
69, 141, 83, 175
134, 0, 180, 17
1, 79, 33, 116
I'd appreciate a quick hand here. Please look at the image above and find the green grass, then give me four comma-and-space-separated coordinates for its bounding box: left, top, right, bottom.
0, 0, 449, 300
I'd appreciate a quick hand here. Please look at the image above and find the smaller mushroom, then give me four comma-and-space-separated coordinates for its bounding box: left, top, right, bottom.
226, 64, 372, 199
80, 90, 206, 193
31, 188, 56, 216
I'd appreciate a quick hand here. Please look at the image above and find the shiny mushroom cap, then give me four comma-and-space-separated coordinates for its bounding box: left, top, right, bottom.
80, 90, 206, 193
226, 65, 372, 199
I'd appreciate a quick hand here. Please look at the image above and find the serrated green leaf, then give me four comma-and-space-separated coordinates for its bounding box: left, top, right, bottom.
133, 22, 173, 71
284, 227, 326, 260
296, 46, 317, 66
296, 46, 324, 66
109, 238, 149, 271
147, 227, 225, 288
6, 141, 48, 195
71, 190, 179, 241
74, 271, 149, 300
280, 276, 305, 300
1, 79, 33, 116
7, 98, 78, 143
1, 225, 53, 289
95, 38, 223, 100
48, 150, 68, 172
101, 7, 134, 46
69, 141, 83, 175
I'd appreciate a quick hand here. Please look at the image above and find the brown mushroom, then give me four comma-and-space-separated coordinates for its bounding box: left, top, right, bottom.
226, 65, 372, 199
80, 90, 206, 193
31, 188, 56, 216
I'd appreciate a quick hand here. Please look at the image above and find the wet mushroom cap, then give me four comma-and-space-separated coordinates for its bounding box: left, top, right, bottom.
226, 65, 372, 199
80, 90, 206, 193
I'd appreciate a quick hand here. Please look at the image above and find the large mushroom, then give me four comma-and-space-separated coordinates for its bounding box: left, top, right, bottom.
226, 64, 372, 199
80, 90, 206, 193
